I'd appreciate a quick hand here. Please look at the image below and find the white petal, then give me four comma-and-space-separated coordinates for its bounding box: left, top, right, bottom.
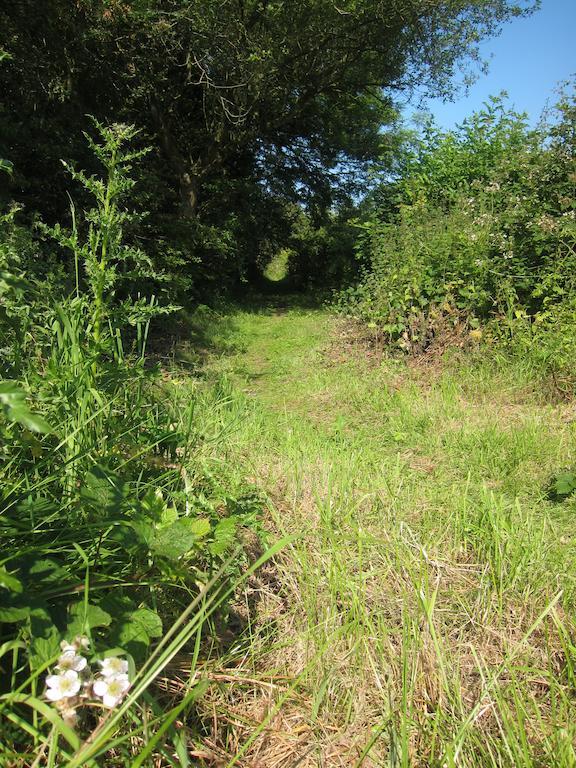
110, 675, 130, 696
57, 651, 87, 672
72, 655, 87, 671
46, 675, 62, 689
100, 658, 128, 677
93, 679, 108, 697
46, 686, 64, 701
102, 692, 121, 708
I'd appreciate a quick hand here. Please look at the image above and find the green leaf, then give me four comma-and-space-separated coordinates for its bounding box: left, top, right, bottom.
0, 567, 22, 593
30, 630, 61, 668
140, 488, 169, 523
0, 381, 52, 433
0, 604, 31, 623
29, 607, 62, 668
80, 465, 128, 515
111, 607, 162, 658
5, 405, 52, 434
0, 158, 13, 176
149, 517, 211, 560
553, 472, 576, 498
67, 602, 112, 636
0, 380, 26, 403
186, 517, 211, 538
209, 517, 237, 557
28, 559, 69, 587
159, 505, 179, 528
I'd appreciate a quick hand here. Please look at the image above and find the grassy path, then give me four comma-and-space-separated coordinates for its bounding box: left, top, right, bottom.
197, 298, 576, 767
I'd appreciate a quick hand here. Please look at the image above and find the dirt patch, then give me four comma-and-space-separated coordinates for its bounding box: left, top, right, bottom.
320, 318, 386, 369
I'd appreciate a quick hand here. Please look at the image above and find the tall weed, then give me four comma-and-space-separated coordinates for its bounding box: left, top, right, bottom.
0, 124, 261, 764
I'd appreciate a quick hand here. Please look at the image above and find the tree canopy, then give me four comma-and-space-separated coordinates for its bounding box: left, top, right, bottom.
1, 0, 536, 291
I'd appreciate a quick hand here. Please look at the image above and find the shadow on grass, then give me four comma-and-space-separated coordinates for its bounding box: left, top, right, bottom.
149, 280, 326, 371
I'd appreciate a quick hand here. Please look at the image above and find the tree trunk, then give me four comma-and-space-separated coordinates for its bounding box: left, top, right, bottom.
151, 101, 200, 217
179, 171, 198, 218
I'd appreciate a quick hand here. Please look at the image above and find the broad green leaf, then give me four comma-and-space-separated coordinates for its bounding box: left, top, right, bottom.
5, 404, 52, 434
67, 602, 112, 636
159, 505, 179, 528
111, 607, 163, 657
80, 465, 128, 515
149, 517, 211, 560
209, 516, 237, 556
0, 380, 26, 403
0, 604, 31, 623
0, 381, 52, 433
140, 487, 170, 523
0, 567, 22, 593
99, 593, 135, 617
30, 631, 61, 668
186, 517, 211, 538
29, 607, 61, 668
28, 559, 68, 586
553, 472, 576, 498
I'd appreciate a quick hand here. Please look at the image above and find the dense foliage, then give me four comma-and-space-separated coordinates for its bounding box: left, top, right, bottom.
0, 126, 267, 763
1, 0, 535, 295
7, 0, 576, 762
338, 90, 576, 383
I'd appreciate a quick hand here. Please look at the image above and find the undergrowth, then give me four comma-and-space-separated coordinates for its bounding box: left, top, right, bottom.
0, 125, 271, 765
336, 91, 576, 391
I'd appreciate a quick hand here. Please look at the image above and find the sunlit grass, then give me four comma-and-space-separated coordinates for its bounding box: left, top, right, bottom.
198, 298, 576, 766
263, 248, 291, 282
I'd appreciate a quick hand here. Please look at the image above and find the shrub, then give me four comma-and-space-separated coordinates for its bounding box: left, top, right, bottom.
336, 90, 576, 381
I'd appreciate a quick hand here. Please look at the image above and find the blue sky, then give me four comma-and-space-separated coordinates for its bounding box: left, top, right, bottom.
405, 0, 575, 130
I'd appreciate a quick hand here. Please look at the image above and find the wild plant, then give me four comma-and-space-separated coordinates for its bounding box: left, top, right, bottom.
337, 89, 576, 385
0, 125, 264, 764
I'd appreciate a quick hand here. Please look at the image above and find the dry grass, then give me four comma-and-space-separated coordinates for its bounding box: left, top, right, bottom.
190, 301, 576, 766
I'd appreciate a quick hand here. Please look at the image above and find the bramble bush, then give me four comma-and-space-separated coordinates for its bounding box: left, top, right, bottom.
336, 90, 576, 384
0, 124, 266, 764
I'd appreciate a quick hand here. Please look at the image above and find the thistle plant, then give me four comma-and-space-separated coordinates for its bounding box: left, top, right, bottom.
43, 119, 164, 357
34, 121, 176, 482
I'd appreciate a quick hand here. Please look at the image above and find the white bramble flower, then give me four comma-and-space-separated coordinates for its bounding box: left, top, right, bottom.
57, 650, 88, 673
99, 657, 129, 678
45, 670, 81, 702
60, 635, 90, 653
93, 674, 130, 708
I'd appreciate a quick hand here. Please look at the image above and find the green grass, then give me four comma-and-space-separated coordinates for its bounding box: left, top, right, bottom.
263, 248, 291, 282
191, 296, 576, 766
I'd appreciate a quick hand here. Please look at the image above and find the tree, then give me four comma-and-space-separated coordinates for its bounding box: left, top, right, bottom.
0, 0, 537, 290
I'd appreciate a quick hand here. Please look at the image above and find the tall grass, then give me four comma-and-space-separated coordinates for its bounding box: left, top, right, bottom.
0, 126, 270, 765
